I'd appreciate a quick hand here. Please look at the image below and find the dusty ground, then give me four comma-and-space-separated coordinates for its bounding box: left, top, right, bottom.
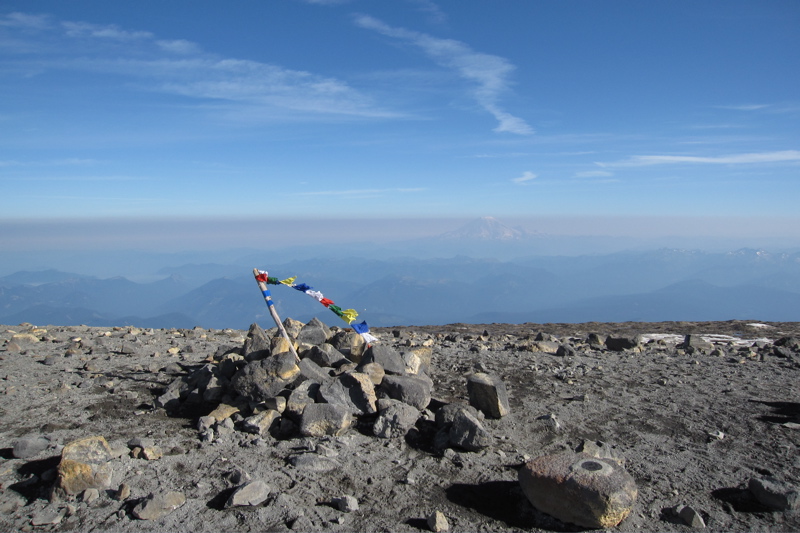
0, 319, 798, 532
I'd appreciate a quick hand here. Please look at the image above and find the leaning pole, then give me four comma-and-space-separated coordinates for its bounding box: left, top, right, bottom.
253, 268, 300, 363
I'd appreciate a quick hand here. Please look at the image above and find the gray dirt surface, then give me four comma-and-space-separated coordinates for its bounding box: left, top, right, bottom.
0, 319, 798, 532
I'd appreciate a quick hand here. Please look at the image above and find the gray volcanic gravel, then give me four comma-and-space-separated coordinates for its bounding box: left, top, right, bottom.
0, 319, 799, 532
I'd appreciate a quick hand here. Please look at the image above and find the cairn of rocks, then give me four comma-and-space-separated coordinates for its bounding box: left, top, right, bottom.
154, 317, 503, 455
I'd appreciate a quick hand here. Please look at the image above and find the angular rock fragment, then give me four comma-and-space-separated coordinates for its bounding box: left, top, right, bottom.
681, 334, 714, 354
318, 372, 377, 415
285, 380, 321, 422
297, 357, 333, 385
675, 505, 706, 528
576, 439, 625, 466
282, 318, 305, 339
242, 323, 272, 360
230, 352, 299, 402
299, 403, 353, 437
427, 510, 449, 532
449, 409, 491, 452
380, 374, 433, 410
466, 372, 510, 418
605, 335, 641, 352
155, 376, 190, 410
132, 491, 186, 520
435, 403, 480, 428
332, 494, 359, 512
373, 400, 420, 439
304, 344, 348, 368
518, 452, 637, 529
359, 362, 385, 385
748, 477, 800, 510
361, 344, 406, 375
242, 410, 280, 435
225, 480, 272, 508
207, 403, 240, 423
297, 317, 331, 346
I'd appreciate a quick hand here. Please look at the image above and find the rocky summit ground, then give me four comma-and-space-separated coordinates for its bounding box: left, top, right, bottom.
0, 319, 799, 532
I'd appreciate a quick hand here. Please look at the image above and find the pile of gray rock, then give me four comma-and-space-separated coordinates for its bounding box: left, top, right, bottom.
155, 317, 509, 456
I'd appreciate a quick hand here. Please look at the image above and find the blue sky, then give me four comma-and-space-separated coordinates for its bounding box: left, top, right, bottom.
1, 1, 799, 249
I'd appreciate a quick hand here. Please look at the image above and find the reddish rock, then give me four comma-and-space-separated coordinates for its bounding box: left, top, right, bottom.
518, 452, 637, 529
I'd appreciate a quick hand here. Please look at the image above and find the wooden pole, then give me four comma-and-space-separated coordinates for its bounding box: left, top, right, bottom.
253, 268, 300, 363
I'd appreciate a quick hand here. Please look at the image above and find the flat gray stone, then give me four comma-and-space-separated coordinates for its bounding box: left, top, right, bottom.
225, 480, 272, 508
13, 436, 50, 459
290, 453, 340, 472
132, 491, 186, 520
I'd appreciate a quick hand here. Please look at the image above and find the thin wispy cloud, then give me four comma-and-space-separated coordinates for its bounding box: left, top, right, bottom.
353, 14, 533, 135
597, 150, 800, 168
1, 12, 394, 119
407, 0, 448, 25
575, 170, 614, 178
512, 171, 536, 184
295, 187, 426, 197
61, 20, 153, 40
717, 104, 771, 111
0, 158, 99, 167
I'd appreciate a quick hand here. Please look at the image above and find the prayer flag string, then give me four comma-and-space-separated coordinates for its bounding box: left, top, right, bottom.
255, 270, 377, 343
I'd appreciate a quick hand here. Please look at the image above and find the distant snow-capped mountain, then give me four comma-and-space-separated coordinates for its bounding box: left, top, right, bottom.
438, 216, 530, 241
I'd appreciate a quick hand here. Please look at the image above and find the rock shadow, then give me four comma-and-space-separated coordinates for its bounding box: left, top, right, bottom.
9, 455, 60, 503
404, 517, 430, 530
445, 480, 578, 531
751, 400, 800, 424
206, 486, 238, 510
712, 487, 773, 513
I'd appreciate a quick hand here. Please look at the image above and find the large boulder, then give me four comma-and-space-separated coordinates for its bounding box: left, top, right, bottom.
53, 436, 114, 498
518, 452, 637, 529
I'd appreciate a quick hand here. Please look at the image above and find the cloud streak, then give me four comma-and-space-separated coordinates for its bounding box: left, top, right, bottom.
597, 150, 800, 168
353, 14, 533, 135
1, 12, 394, 119
511, 171, 536, 184
295, 187, 426, 197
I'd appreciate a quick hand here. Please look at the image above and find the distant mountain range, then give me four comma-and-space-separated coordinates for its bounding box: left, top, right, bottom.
2, 233, 799, 329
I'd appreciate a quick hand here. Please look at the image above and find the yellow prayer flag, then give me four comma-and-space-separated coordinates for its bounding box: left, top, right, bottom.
279, 276, 297, 285
341, 309, 359, 324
